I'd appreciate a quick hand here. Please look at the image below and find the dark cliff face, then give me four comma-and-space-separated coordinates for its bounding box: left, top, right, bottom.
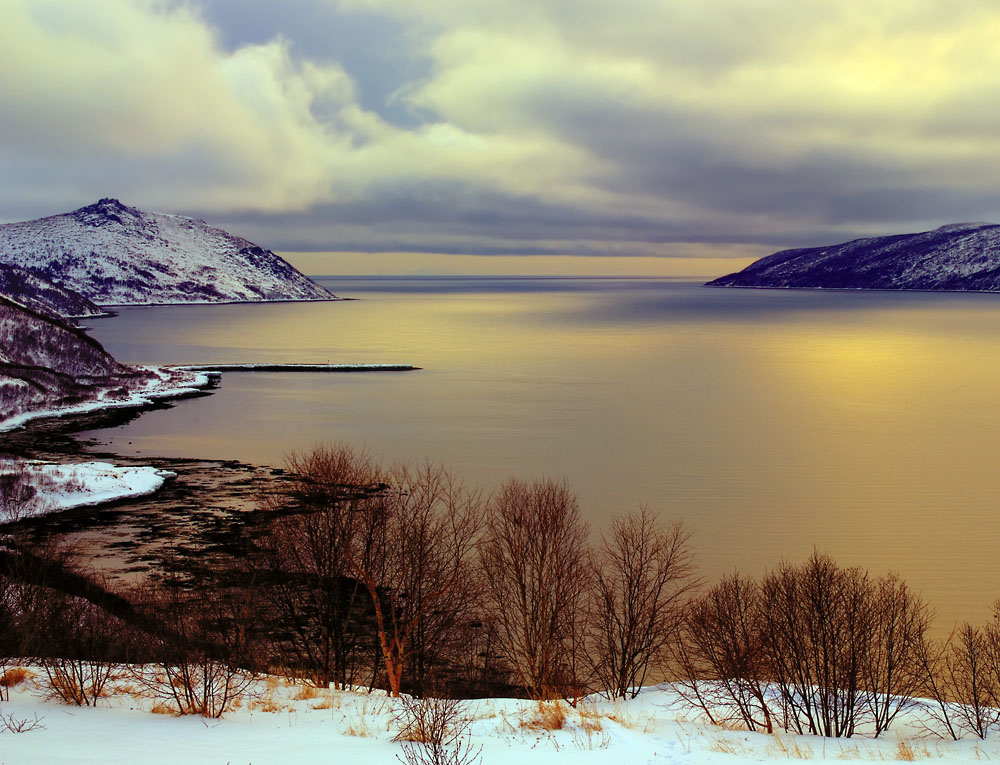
708, 223, 1000, 291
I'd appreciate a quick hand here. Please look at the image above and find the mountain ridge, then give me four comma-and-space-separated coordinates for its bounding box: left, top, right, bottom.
708, 223, 1000, 292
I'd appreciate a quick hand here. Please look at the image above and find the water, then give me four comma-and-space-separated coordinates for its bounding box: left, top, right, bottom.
80, 276, 1000, 629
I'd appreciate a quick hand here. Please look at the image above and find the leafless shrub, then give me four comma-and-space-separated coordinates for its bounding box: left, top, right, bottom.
674, 552, 931, 739
0, 708, 44, 734
588, 508, 696, 699
393, 693, 481, 765
862, 574, 931, 736
759, 552, 875, 737
134, 584, 259, 718
913, 629, 960, 740
34, 592, 131, 706
673, 573, 774, 733
918, 620, 1000, 740
478, 477, 591, 700
255, 447, 484, 697
0, 462, 39, 525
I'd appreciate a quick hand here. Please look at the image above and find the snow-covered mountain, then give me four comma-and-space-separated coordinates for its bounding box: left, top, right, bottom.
708, 222, 1000, 291
0, 198, 334, 306
0, 295, 206, 429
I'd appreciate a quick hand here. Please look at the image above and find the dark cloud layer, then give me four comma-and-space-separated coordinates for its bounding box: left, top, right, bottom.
3, 0, 1000, 260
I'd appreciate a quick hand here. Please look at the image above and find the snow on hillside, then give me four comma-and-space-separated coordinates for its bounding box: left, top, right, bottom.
0, 198, 334, 306
0, 295, 212, 430
708, 222, 1000, 291
0, 459, 175, 518
0, 673, 995, 764
0, 263, 105, 319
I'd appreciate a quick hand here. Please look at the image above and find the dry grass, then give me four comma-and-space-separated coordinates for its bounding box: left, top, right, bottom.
768, 733, 813, 760
892, 738, 932, 761
150, 702, 176, 716
708, 737, 748, 755
294, 685, 321, 701
576, 706, 604, 733
251, 697, 283, 713
343, 716, 373, 738
520, 701, 568, 731
47, 673, 82, 703
606, 706, 657, 734
895, 739, 916, 762
0, 667, 31, 688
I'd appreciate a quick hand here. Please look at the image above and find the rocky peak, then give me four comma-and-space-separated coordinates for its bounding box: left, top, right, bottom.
71, 198, 142, 228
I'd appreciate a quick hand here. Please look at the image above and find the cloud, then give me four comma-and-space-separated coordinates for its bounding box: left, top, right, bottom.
336, 0, 1000, 230
4, 0, 1000, 256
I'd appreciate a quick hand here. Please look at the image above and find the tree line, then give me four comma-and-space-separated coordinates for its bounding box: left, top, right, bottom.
1, 443, 1000, 739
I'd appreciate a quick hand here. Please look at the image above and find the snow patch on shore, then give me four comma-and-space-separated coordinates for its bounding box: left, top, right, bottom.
0, 459, 175, 517
0, 366, 215, 433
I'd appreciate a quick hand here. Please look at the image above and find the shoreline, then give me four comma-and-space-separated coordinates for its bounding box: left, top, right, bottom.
0, 405, 286, 586
0, 368, 219, 434
172, 362, 420, 372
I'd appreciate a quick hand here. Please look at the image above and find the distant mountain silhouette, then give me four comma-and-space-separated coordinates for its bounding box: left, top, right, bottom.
708, 223, 1000, 291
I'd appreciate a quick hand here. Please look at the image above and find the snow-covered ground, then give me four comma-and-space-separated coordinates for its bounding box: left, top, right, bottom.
0, 366, 216, 433
0, 671, 995, 764
0, 459, 175, 518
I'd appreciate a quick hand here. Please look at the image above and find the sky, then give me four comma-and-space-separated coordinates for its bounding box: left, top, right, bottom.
3, 0, 1000, 273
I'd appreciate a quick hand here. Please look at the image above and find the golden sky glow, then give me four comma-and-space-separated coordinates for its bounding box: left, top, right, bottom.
3, 0, 1000, 268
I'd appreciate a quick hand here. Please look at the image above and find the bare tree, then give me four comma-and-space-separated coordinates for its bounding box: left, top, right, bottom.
347, 462, 483, 697
589, 508, 696, 699
478, 478, 591, 700
861, 574, 930, 736
253, 444, 386, 688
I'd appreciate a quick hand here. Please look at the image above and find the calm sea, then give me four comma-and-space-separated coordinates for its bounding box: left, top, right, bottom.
81, 276, 1000, 628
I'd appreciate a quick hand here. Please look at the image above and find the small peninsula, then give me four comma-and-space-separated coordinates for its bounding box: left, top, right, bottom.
708, 222, 1000, 291
0, 295, 210, 432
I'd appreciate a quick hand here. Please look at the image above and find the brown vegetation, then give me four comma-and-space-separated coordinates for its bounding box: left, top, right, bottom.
479, 477, 591, 700
9, 438, 1000, 745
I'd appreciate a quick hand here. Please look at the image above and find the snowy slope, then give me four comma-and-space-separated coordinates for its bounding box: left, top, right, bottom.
708, 222, 1000, 291
0, 674, 996, 764
0, 262, 105, 319
0, 198, 334, 305
0, 295, 209, 429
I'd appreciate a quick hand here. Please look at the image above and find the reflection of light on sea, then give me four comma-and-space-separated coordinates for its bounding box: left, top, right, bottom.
77, 279, 1000, 635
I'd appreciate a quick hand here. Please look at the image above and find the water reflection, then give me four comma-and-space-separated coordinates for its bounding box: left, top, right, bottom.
79, 277, 1000, 631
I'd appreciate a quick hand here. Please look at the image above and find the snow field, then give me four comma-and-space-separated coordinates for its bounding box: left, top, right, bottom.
0, 668, 997, 764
